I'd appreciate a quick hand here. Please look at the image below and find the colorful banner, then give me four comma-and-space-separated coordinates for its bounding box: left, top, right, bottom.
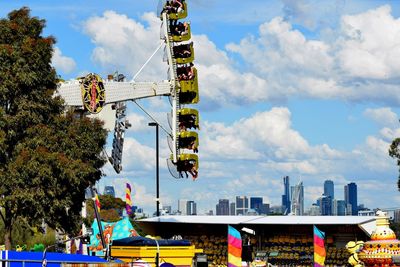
95, 192, 101, 213
89, 217, 139, 256
228, 226, 242, 267
314, 225, 326, 267
126, 183, 132, 215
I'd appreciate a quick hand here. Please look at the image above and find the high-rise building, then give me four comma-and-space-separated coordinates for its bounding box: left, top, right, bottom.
282, 176, 291, 214
216, 199, 230, 215
319, 195, 332, 215
236, 196, 249, 215
291, 182, 304, 215
332, 199, 346, 216
250, 197, 263, 214
178, 199, 188, 215
308, 204, 321, 216
187, 201, 197, 215
345, 182, 358, 215
230, 203, 236, 215
324, 180, 334, 199
260, 203, 270, 215
103, 185, 115, 197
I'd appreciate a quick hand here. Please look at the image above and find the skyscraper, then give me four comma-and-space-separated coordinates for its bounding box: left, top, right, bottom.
319, 195, 332, 215
291, 182, 304, 215
324, 180, 334, 199
236, 196, 249, 215
282, 176, 291, 214
333, 199, 346, 216
103, 185, 115, 197
178, 199, 188, 215
250, 197, 263, 214
216, 199, 230, 215
345, 182, 358, 215
187, 201, 197, 215
230, 202, 236, 215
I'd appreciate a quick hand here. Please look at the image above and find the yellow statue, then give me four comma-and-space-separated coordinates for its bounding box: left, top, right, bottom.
346, 241, 365, 267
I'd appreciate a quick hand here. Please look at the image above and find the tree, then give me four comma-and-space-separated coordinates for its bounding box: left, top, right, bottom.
389, 136, 400, 190
0, 8, 108, 249
85, 195, 126, 224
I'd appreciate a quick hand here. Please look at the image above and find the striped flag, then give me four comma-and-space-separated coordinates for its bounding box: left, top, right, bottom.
228, 226, 242, 267
94, 192, 101, 212
314, 225, 326, 267
126, 183, 133, 215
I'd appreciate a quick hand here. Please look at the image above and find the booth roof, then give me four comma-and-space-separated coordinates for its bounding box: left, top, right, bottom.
138, 215, 375, 225
138, 215, 377, 236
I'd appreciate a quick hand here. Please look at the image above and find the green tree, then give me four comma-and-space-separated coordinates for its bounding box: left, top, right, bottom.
86, 195, 126, 224
0, 8, 108, 249
389, 136, 400, 190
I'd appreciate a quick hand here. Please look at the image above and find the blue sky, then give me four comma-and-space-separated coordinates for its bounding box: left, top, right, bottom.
3, 0, 400, 215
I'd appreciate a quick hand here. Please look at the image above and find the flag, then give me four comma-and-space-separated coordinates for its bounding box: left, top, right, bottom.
228, 226, 242, 267
95, 192, 101, 213
126, 183, 133, 215
314, 225, 326, 267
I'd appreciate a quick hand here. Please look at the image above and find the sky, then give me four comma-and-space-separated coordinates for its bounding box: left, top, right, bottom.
2, 0, 400, 215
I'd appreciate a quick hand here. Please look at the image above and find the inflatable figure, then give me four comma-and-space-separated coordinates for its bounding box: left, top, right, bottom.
346, 241, 365, 267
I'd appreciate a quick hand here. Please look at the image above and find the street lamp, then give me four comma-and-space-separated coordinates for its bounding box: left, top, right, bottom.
148, 122, 160, 217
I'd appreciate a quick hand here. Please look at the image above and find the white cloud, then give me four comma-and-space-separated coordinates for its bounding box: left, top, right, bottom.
225, 5, 400, 105
338, 5, 400, 79
121, 137, 155, 171
52, 47, 76, 74
364, 107, 398, 127
84, 11, 167, 81
203, 107, 340, 162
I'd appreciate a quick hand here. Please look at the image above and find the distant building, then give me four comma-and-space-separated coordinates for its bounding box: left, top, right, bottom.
291, 182, 304, 215
394, 209, 400, 223
206, 210, 214, 216
346, 204, 353, 215
236, 196, 249, 215
308, 204, 321, 216
216, 199, 230, 215
246, 209, 258, 215
178, 199, 188, 215
269, 205, 283, 215
230, 203, 236, 215
345, 182, 358, 215
103, 186, 115, 197
319, 195, 332, 216
332, 199, 346, 216
282, 176, 291, 214
250, 197, 263, 214
358, 210, 375, 216
260, 203, 270, 215
324, 180, 334, 199
187, 201, 197, 215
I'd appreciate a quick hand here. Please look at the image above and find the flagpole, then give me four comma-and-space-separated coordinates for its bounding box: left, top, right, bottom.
313, 224, 315, 265
91, 187, 106, 253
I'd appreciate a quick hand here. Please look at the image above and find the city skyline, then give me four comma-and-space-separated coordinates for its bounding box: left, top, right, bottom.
3, 1, 400, 214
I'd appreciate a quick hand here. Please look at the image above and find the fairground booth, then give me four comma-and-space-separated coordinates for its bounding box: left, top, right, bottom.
137, 215, 376, 266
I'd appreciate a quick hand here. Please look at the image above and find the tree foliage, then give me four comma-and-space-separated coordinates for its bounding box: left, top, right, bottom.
0, 8, 108, 248
85, 195, 125, 224
389, 137, 400, 190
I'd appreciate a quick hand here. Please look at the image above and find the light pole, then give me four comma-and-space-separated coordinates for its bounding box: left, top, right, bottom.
148, 122, 160, 217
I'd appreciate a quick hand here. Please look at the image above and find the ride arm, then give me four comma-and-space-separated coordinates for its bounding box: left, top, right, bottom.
56, 81, 172, 107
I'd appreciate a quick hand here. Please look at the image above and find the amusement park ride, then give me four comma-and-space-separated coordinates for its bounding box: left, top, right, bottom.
56, 0, 199, 180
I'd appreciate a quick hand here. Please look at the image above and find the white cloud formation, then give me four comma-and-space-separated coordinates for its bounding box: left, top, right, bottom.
202, 107, 341, 163
84, 11, 167, 81
338, 5, 400, 79
364, 107, 399, 127
52, 47, 76, 74
225, 5, 400, 105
